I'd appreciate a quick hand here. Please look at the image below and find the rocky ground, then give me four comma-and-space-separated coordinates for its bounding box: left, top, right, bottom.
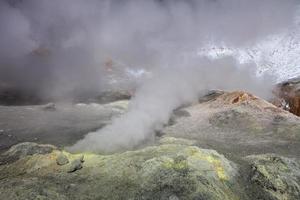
0, 91, 299, 199
0, 100, 128, 152
164, 91, 300, 159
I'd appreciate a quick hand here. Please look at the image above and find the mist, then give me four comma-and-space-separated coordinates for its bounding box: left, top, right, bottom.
69, 57, 276, 153
0, 0, 299, 152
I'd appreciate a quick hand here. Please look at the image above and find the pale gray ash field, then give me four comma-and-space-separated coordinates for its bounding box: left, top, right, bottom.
0, 0, 300, 200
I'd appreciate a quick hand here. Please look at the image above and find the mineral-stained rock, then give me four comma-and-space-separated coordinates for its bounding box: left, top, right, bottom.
245, 154, 300, 200
0, 142, 56, 165
67, 159, 83, 173
56, 153, 69, 166
4, 142, 56, 157
273, 76, 300, 116
0, 139, 240, 200
158, 136, 197, 146
0, 90, 299, 199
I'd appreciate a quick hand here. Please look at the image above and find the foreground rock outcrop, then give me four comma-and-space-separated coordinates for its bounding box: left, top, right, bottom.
0, 138, 240, 200
1, 138, 299, 199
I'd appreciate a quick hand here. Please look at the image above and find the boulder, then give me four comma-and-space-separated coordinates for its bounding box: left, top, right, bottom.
67, 159, 83, 173
56, 153, 69, 166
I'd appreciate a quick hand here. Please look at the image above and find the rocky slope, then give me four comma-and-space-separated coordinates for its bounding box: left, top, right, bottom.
164, 91, 300, 158
0, 91, 299, 199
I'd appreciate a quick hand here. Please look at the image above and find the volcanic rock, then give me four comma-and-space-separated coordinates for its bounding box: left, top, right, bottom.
162, 91, 300, 157
67, 159, 83, 173
0, 142, 56, 165
274, 76, 300, 116
0, 91, 299, 199
56, 153, 69, 166
246, 154, 300, 200
0, 138, 240, 200
198, 90, 225, 103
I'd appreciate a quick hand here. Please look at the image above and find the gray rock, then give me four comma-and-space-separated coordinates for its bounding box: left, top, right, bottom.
198, 90, 225, 103
42, 103, 56, 111
168, 109, 191, 126
67, 159, 83, 173
95, 90, 131, 104
56, 153, 69, 166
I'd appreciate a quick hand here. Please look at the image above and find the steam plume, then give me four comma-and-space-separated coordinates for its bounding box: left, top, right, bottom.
0, 0, 298, 152
69, 57, 274, 153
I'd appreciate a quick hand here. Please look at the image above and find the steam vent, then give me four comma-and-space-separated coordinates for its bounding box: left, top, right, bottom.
1, 0, 300, 199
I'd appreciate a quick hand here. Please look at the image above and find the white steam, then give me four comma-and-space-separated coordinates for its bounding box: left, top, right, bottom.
0, 0, 297, 97
0, 0, 299, 152
69, 57, 274, 153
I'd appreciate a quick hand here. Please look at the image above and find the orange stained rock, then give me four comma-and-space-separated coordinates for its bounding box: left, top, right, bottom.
218, 91, 258, 105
